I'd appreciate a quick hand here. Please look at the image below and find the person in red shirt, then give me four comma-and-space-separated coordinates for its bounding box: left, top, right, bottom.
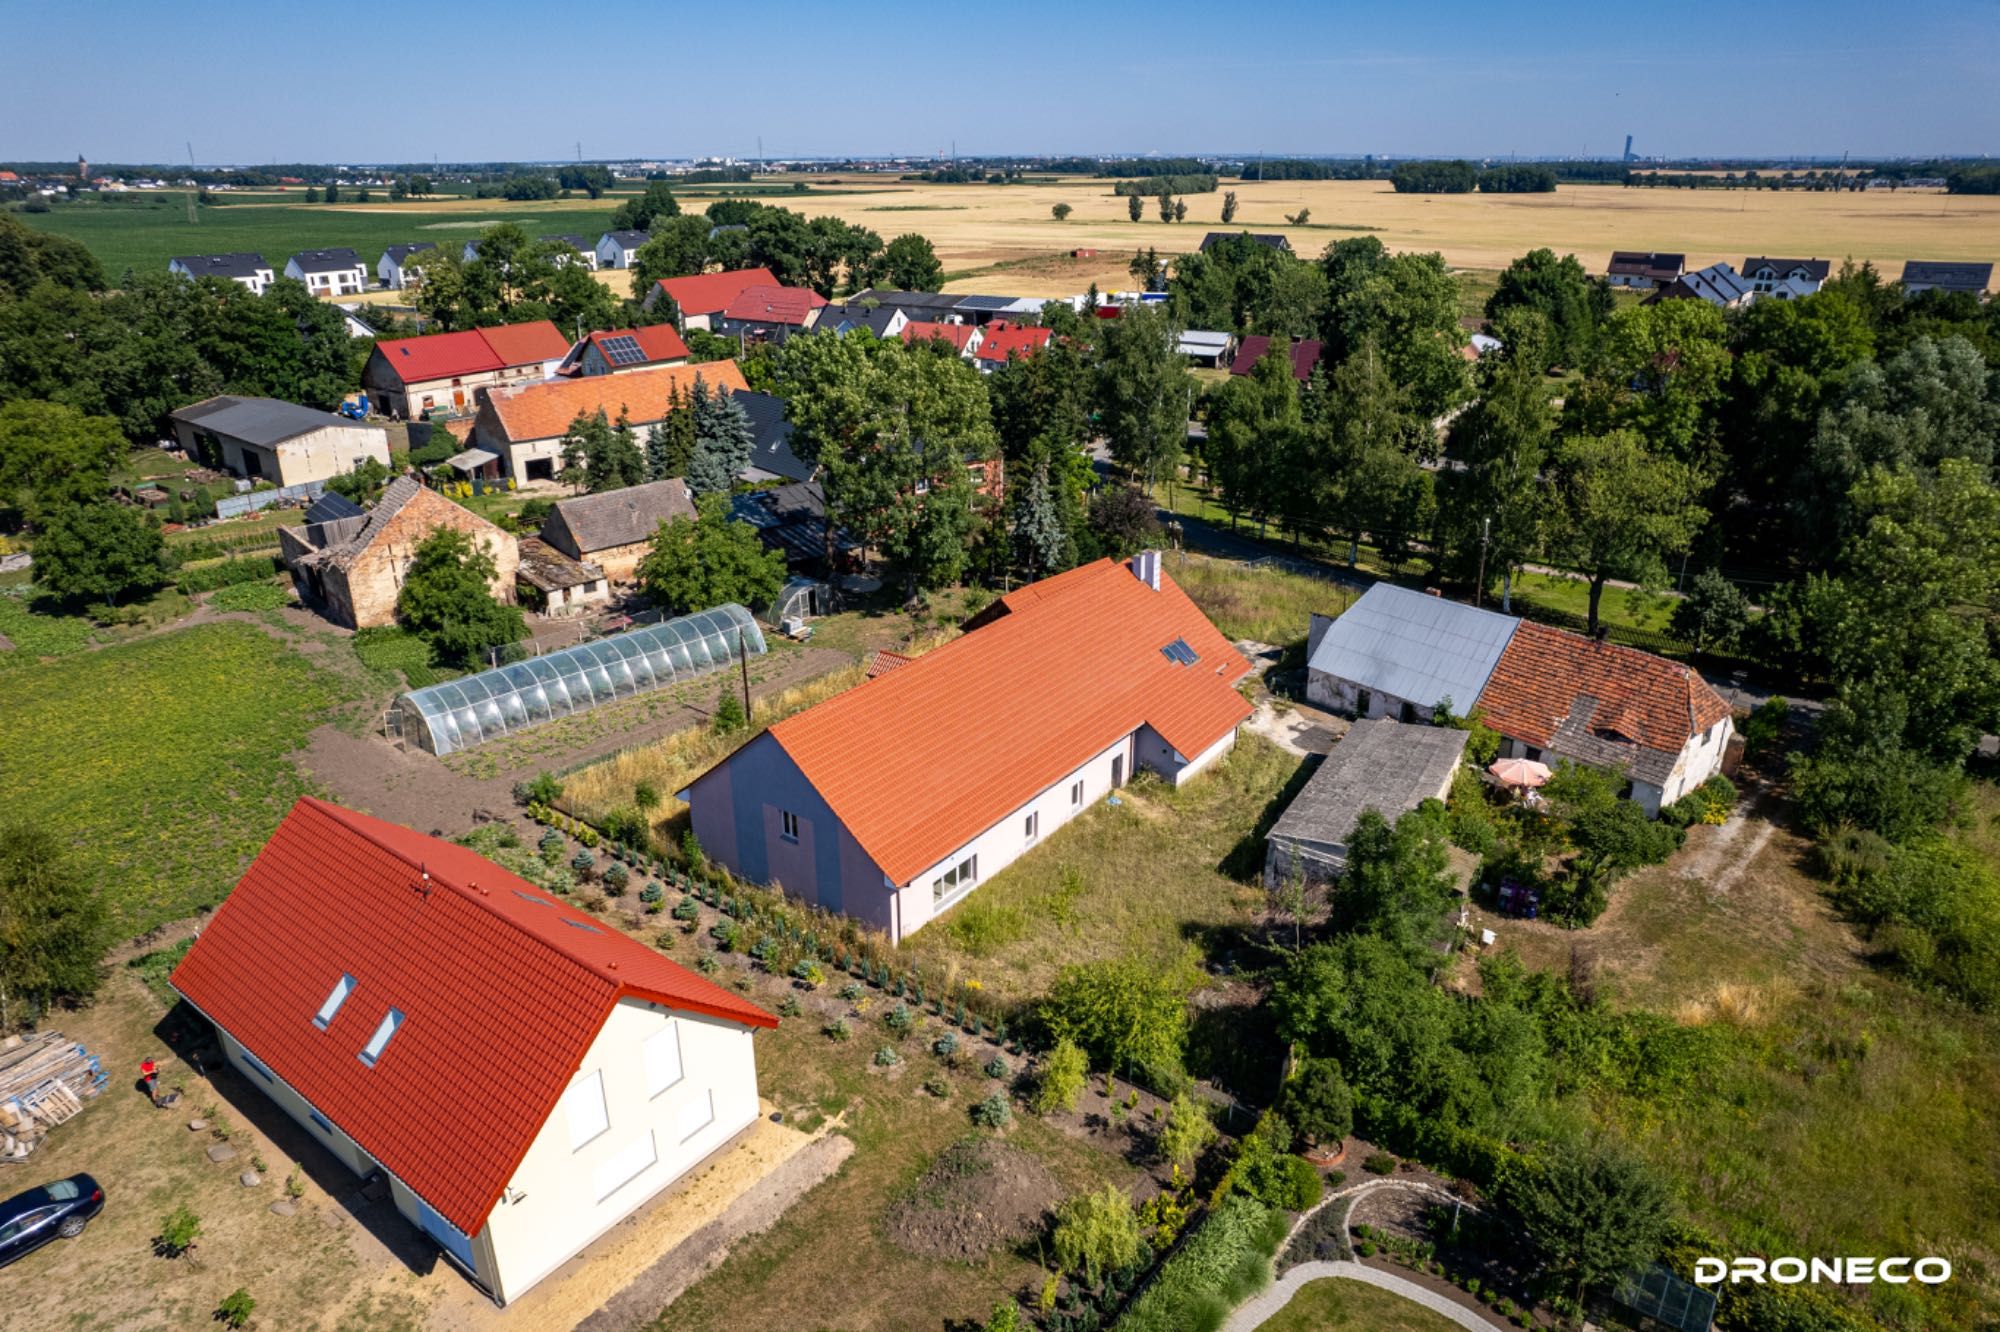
139, 1058, 159, 1106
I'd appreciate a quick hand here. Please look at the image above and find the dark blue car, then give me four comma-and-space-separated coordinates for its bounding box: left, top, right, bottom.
0, 1174, 104, 1267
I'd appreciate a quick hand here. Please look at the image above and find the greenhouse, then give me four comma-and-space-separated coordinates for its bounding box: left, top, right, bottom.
391, 604, 765, 756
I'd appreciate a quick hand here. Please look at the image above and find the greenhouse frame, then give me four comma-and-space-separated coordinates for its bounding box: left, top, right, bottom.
391, 604, 765, 756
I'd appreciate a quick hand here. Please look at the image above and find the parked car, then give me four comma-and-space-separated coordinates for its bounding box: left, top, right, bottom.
0, 1174, 105, 1267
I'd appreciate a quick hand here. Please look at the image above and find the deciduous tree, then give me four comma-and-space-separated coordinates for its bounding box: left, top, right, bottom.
636, 494, 786, 616
0, 824, 106, 1026
32, 501, 166, 604
395, 528, 525, 668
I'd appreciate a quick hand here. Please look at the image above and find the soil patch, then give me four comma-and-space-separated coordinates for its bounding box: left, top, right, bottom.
882, 1138, 1062, 1262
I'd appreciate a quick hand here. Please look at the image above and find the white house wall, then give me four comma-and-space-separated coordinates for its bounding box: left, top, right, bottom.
480, 997, 761, 1305
216, 1029, 374, 1178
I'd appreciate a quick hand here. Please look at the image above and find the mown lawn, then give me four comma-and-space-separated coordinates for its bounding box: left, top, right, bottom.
1, 621, 342, 937
1261, 1278, 1466, 1332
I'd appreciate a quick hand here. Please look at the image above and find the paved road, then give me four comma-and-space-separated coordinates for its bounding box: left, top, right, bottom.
1224, 1261, 1503, 1331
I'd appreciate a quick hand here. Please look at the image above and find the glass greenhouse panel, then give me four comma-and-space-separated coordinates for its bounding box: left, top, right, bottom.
390, 603, 764, 755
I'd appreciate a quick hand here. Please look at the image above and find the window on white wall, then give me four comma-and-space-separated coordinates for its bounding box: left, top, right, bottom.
564, 1070, 609, 1151
677, 1090, 716, 1143
1071, 780, 1083, 808
931, 853, 978, 905
643, 1023, 684, 1097
1024, 811, 1039, 843
593, 1131, 657, 1201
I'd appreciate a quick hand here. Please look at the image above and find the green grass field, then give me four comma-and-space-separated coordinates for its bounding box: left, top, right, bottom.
18, 194, 624, 280
1259, 1278, 1466, 1332
0, 621, 342, 937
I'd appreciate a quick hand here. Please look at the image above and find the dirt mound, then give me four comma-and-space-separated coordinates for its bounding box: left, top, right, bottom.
881, 1138, 1061, 1262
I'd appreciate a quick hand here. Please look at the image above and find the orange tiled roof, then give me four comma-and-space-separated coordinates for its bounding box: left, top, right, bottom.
1477, 619, 1732, 761
482, 360, 749, 443
901, 321, 975, 351
654, 267, 779, 316
170, 798, 774, 1237
759, 559, 1252, 884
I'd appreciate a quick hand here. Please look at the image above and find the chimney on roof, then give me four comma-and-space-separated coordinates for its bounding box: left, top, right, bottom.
1424, 588, 1442, 597
1129, 550, 1161, 592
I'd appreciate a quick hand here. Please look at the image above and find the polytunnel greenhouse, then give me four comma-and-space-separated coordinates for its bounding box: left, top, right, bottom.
391, 604, 765, 755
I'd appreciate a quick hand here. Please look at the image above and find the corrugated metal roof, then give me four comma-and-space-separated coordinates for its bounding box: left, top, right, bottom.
168, 395, 371, 448
1308, 583, 1518, 715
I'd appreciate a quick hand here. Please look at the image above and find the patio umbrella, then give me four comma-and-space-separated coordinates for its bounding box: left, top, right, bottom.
1488, 757, 1553, 789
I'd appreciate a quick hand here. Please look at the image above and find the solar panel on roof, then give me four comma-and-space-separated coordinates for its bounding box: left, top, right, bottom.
599, 334, 647, 366
1161, 637, 1199, 666
955, 295, 1015, 310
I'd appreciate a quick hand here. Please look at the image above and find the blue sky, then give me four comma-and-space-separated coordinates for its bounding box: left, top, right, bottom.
6, 0, 1997, 163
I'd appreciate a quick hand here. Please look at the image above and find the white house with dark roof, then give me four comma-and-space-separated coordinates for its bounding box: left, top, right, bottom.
1742, 257, 1830, 300
596, 230, 651, 269
285, 248, 367, 296
169, 252, 274, 294
539, 235, 599, 270
378, 243, 436, 290
540, 478, 698, 584
1605, 251, 1685, 290
1900, 261, 1994, 297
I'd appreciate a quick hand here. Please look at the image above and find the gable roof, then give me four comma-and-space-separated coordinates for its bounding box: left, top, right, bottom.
1310, 584, 1520, 716
1650, 262, 1751, 307
600, 230, 650, 249
846, 288, 962, 317
172, 252, 271, 279
1230, 335, 1323, 381
576, 324, 690, 370
732, 389, 815, 482
973, 323, 1052, 364
169, 395, 376, 449
1607, 251, 1685, 281
902, 320, 977, 352
368, 321, 569, 385
547, 478, 696, 553
1741, 257, 1830, 282
1477, 620, 1732, 786
817, 302, 905, 337
1266, 718, 1469, 852
480, 359, 749, 443
1199, 232, 1291, 253
729, 480, 842, 564
171, 798, 773, 1238
1900, 260, 1994, 290
539, 233, 592, 253
381, 243, 435, 267
720, 284, 828, 326
653, 267, 780, 317
733, 559, 1252, 885
288, 247, 364, 274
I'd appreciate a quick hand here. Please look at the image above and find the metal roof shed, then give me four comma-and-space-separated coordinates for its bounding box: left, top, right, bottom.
1264, 718, 1468, 884
1307, 584, 1519, 716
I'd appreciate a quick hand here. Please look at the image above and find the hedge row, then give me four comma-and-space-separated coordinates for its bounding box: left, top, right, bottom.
1114, 1196, 1286, 1332
175, 554, 282, 594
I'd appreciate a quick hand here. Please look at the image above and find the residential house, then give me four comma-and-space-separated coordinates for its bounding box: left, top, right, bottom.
278, 477, 518, 629
516, 536, 611, 617
1230, 335, 1323, 381
1199, 232, 1292, 253
815, 302, 910, 340
1647, 261, 1753, 309
644, 267, 781, 330
596, 230, 651, 270
541, 478, 697, 585
1263, 719, 1468, 887
361, 321, 570, 419
334, 305, 377, 339
472, 360, 750, 487
729, 481, 847, 570
971, 322, 1052, 373
378, 244, 436, 290
169, 396, 390, 487
539, 235, 599, 270
1305, 583, 1734, 814
1605, 251, 1685, 290
732, 390, 816, 484
1900, 260, 1994, 297
713, 285, 828, 345
558, 326, 691, 378
1741, 257, 1830, 300
1177, 330, 1236, 368
285, 248, 368, 296
169, 252, 274, 294
843, 289, 964, 324
680, 554, 1253, 942
169, 797, 776, 1308
901, 321, 982, 359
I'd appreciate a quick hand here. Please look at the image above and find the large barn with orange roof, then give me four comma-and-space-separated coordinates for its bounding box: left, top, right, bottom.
680, 553, 1254, 942
471, 360, 750, 487
170, 797, 775, 1306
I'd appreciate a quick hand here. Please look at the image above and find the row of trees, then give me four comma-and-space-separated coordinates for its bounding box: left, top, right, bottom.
627, 199, 944, 298
1389, 161, 1557, 193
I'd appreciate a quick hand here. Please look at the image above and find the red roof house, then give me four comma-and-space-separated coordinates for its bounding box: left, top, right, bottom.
683, 554, 1252, 941
901, 320, 980, 356
1229, 335, 1323, 382
972, 322, 1053, 371
171, 798, 774, 1303
360, 321, 569, 419
560, 324, 692, 377
716, 284, 829, 337
647, 267, 780, 327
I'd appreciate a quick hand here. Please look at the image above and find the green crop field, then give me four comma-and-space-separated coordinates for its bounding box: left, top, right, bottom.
0, 621, 342, 938
17, 194, 625, 281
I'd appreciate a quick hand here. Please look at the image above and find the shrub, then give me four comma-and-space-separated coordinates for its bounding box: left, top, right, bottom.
1740, 696, 1788, 761
633, 780, 661, 810
922, 1074, 951, 1097
1230, 1114, 1322, 1211
777, 995, 803, 1018
518, 771, 563, 806
602, 863, 630, 894
174, 554, 281, 595
671, 897, 700, 922
839, 981, 864, 1001
984, 1299, 1025, 1332
713, 688, 747, 734
285, 1167, 304, 1200
1116, 1195, 1286, 1332
1052, 1186, 1143, 1287
884, 1003, 916, 1036
570, 849, 595, 878
971, 1092, 1013, 1128
640, 881, 663, 905
1158, 1091, 1219, 1171
210, 580, 287, 612
984, 1056, 1008, 1080
823, 1018, 851, 1041
1663, 774, 1738, 829
1281, 1058, 1353, 1147
156, 1204, 202, 1259
932, 1032, 959, 1059
874, 1045, 901, 1067
216, 1288, 255, 1329
600, 807, 649, 850
792, 959, 825, 988
1364, 1152, 1397, 1175
1041, 951, 1201, 1082
696, 953, 718, 976
1030, 1038, 1089, 1115
538, 829, 566, 864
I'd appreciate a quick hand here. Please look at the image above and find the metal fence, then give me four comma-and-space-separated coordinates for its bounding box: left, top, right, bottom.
214, 480, 325, 520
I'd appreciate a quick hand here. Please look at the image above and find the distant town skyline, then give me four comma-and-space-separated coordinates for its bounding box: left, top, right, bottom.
6, 0, 1998, 163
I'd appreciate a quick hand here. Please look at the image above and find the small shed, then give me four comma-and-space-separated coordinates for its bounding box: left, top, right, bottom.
1264, 718, 1469, 887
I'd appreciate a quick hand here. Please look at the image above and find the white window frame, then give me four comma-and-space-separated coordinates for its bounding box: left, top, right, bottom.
780, 810, 799, 843
643, 1023, 685, 1099
931, 853, 979, 908
1071, 780, 1084, 809
314, 973, 356, 1029
564, 1070, 610, 1151
1024, 811, 1039, 844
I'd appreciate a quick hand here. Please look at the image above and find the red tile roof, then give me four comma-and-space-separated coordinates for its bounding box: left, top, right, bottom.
973, 323, 1052, 365
1229, 335, 1323, 381
653, 267, 780, 317
1477, 620, 1732, 760
170, 798, 774, 1236
480, 360, 749, 443
901, 321, 976, 352
588, 324, 689, 366
753, 559, 1251, 884
370, 321, 568, 385
720, 284, 828, 327
865, 649, 914, 678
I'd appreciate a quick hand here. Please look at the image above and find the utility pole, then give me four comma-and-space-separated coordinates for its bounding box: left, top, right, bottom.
1474, 515, 1490, 608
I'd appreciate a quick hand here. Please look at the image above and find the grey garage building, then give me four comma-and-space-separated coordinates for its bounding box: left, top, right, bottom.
1263, 718, 1469, 888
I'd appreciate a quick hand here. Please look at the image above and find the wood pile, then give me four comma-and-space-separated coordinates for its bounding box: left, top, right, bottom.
0, 1032, 107, 1161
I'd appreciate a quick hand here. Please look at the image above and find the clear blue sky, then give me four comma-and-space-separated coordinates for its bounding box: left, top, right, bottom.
6, 0, 1997, 163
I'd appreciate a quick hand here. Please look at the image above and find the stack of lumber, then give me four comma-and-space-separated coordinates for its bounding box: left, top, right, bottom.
0, 1032, 106, 1159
